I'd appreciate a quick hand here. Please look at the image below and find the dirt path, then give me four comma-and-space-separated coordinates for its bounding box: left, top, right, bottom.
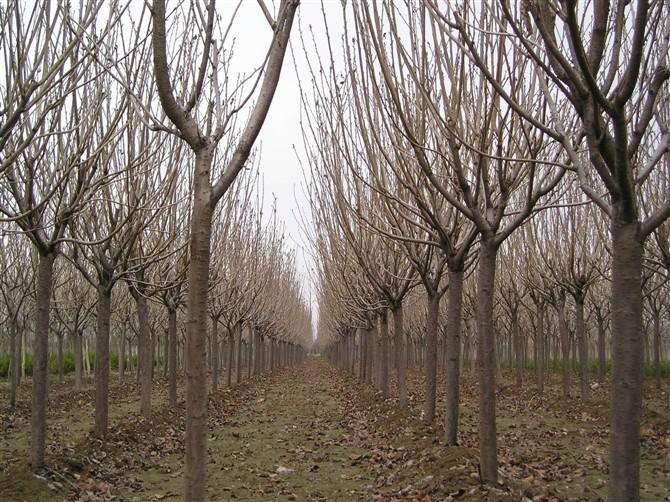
126, 360, 374, 500
120, 358, 516, 501
8, 358, 662, 500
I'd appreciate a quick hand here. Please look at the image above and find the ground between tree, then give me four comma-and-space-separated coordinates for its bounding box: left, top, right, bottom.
0, 357, 668, 500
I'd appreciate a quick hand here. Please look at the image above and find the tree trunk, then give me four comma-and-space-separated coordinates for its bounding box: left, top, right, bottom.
9, 322, 18, 408
423, 291, 439, 424
597, 314, 606, 380
227, 329, 235, 387
119, 332, 126, 379
653, 312, 661, 389
211, 318, 219, 392
379, 311, 389, 398
557, 294, 571, 397
358, 328, 366, 381
608, 218, 644, 502
444, 267, 464, 446
84, 336, 91, 376
476, 242, 498, 484
31, 251, 56, 470
536, 304, 545, 394
247, 336, 253, 379
57, 333, 64, 384
168, 306, 178, 407
21, 326, 26, 380
365, 327, 373, 385
184, 149, 215, 502
74, 331, 83, 391
236, 327, 243, 384
575, 295, 589, 400
94, 286, 112, 438
134, 291, 153, 418
163, 329, 169, 378
392, 305, 408, 406
513, 310, 522, 388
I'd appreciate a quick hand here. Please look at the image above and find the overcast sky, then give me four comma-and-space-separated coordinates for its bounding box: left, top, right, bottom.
222, 0, 345, 336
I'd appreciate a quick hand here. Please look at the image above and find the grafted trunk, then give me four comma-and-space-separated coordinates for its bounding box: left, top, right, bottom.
31, 250, 56, 470
476, 242, 498, 484
182, 149, 216, 502
444, 267, 464, 446
608, 218, 644, 502
94, 286, 112, 438
168, 306, 178, 407
575, 295, 589, 400
392, 305, 407, 406
423, 291, 439, 424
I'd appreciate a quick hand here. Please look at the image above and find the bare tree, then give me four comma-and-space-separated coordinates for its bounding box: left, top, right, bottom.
444, 2, 670, 496
0, 231, 33, 407
149, 1, 299, 497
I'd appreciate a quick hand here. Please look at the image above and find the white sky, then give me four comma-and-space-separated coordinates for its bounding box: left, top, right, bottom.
222, 0, 345, 337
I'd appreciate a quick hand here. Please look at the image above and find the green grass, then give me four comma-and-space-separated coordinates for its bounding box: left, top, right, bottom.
502, 358, 670, 377
0, 351, 138, 377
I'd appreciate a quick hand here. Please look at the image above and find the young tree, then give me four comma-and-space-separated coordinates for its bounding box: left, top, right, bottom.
0, 231, 33, 407
150, 1, 299, 497
0, 8, 124, 467
448, 2, 670, 496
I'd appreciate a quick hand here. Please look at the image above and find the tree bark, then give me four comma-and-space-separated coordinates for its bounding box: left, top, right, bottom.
226, 329, 235, 387
163, 329, 169, 378
134, 290, 153, 418
476, 242, 498, 484
9, 321, 19, 408
536, 305, 545, 394
444, 267, 464, 446
94, 286, 112, 438
211, 318, 219, 392
365, 326, 373, 384
423, 291, 439, 424
119, 332, 126, 379
597, 313, 606, 380
236, 327, 243, 384
184, 148, 215, 501
379, 311, 389, 398
31, 250, 56, 470
653, 312, 661, 389
608, 218, 644, 502
168, 306, 178, 407
557, 293, 571, 398
57, 333, 64, 383
575, 295, 589, 400
392, 305, 408, 406
74, 331, 83, 391
358, 328, 366, 381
